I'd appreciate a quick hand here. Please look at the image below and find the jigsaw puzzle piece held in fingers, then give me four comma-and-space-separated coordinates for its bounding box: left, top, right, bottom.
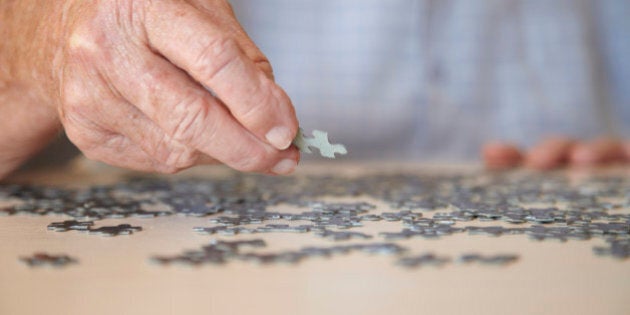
293, 128, 347, 158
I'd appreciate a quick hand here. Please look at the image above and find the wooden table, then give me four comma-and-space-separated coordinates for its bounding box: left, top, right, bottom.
1, 162, 628, 315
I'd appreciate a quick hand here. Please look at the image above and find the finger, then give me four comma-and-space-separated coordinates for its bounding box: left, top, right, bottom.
569, 138, 626, 167
482, 142, 523, 170
64, 121, 170, 173
525, 137, 575, 170
143, 1, 297, 150
61, 97, 191, 173
92, 139, 194, 174
106, 46, 299, 175
101, 96, 221, 171
88, 138, 164, 173
187, 0, 275, 79
59, 59, 219, 173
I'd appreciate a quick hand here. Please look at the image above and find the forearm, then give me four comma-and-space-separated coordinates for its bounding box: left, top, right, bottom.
0, 92, 61, 178
1, 0, 68, 96
0, 0, 64, 178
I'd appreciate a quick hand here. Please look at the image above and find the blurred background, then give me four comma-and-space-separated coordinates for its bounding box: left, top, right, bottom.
25, 0, 630, 169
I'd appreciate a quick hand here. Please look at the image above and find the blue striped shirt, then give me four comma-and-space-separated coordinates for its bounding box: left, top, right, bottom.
231, 0, 630, 160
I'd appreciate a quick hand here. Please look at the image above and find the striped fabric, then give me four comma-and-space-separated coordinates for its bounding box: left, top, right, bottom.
230, 0, 630, 161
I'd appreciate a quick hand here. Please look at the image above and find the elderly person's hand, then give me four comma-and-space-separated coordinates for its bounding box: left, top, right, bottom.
0, 0, 299, 179
483, 137, 630, 170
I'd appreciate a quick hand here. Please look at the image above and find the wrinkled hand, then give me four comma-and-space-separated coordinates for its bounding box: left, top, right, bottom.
0, 0, 299, 178
483, 137, 630, 170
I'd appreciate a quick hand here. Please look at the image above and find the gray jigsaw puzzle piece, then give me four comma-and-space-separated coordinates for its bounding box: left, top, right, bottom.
293, 128, 347, 158
457, 253, 519, 265
20, 253, 78, 267
47, 220, 94, 232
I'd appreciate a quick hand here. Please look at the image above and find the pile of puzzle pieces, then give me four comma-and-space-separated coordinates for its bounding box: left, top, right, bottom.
1, 171, 628, 268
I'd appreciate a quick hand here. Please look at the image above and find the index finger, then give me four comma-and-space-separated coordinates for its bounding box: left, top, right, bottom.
143, 0, 298, 150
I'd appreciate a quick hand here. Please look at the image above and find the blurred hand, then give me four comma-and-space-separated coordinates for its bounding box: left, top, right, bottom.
0, 0, 299, 179
483, 137, 630, 170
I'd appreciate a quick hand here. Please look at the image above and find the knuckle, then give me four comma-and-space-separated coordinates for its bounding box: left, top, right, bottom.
158, 146, 199, 170
194, 36, 240, 82
231, 148, 269, 172
237, 82, 274, 120
117, 0, 146, 36
66, 24, 103, 61
149, 134, 199, 170
166, 94, 209, 144
237, 84, 297, 131
254, 58, 274, 79
102, 134, 127, 151
153, 164, 182, 175
63, 4, 138, 66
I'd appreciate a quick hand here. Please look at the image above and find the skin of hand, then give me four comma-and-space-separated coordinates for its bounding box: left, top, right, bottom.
0, 0, 299, 180
483, 137, 630, 170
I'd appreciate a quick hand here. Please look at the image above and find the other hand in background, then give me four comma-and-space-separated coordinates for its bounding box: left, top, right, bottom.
483, 137, 630, 170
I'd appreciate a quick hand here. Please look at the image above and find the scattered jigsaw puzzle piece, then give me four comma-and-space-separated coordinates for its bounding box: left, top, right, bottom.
47, 220, 94, 232
47, 220, 142, 237
20, 253, 78, 267
396, 253, 450, 268
314, 229, 373, 241
457, 253, 519, 265
87, 224, 142, 236
293, 128, 347, 158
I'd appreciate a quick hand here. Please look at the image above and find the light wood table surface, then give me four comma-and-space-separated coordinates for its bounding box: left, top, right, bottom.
1, 162, 628, 315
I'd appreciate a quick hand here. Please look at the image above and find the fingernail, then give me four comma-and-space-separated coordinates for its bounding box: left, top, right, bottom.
271, 159, 296, 175
266, 126, 293, 150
